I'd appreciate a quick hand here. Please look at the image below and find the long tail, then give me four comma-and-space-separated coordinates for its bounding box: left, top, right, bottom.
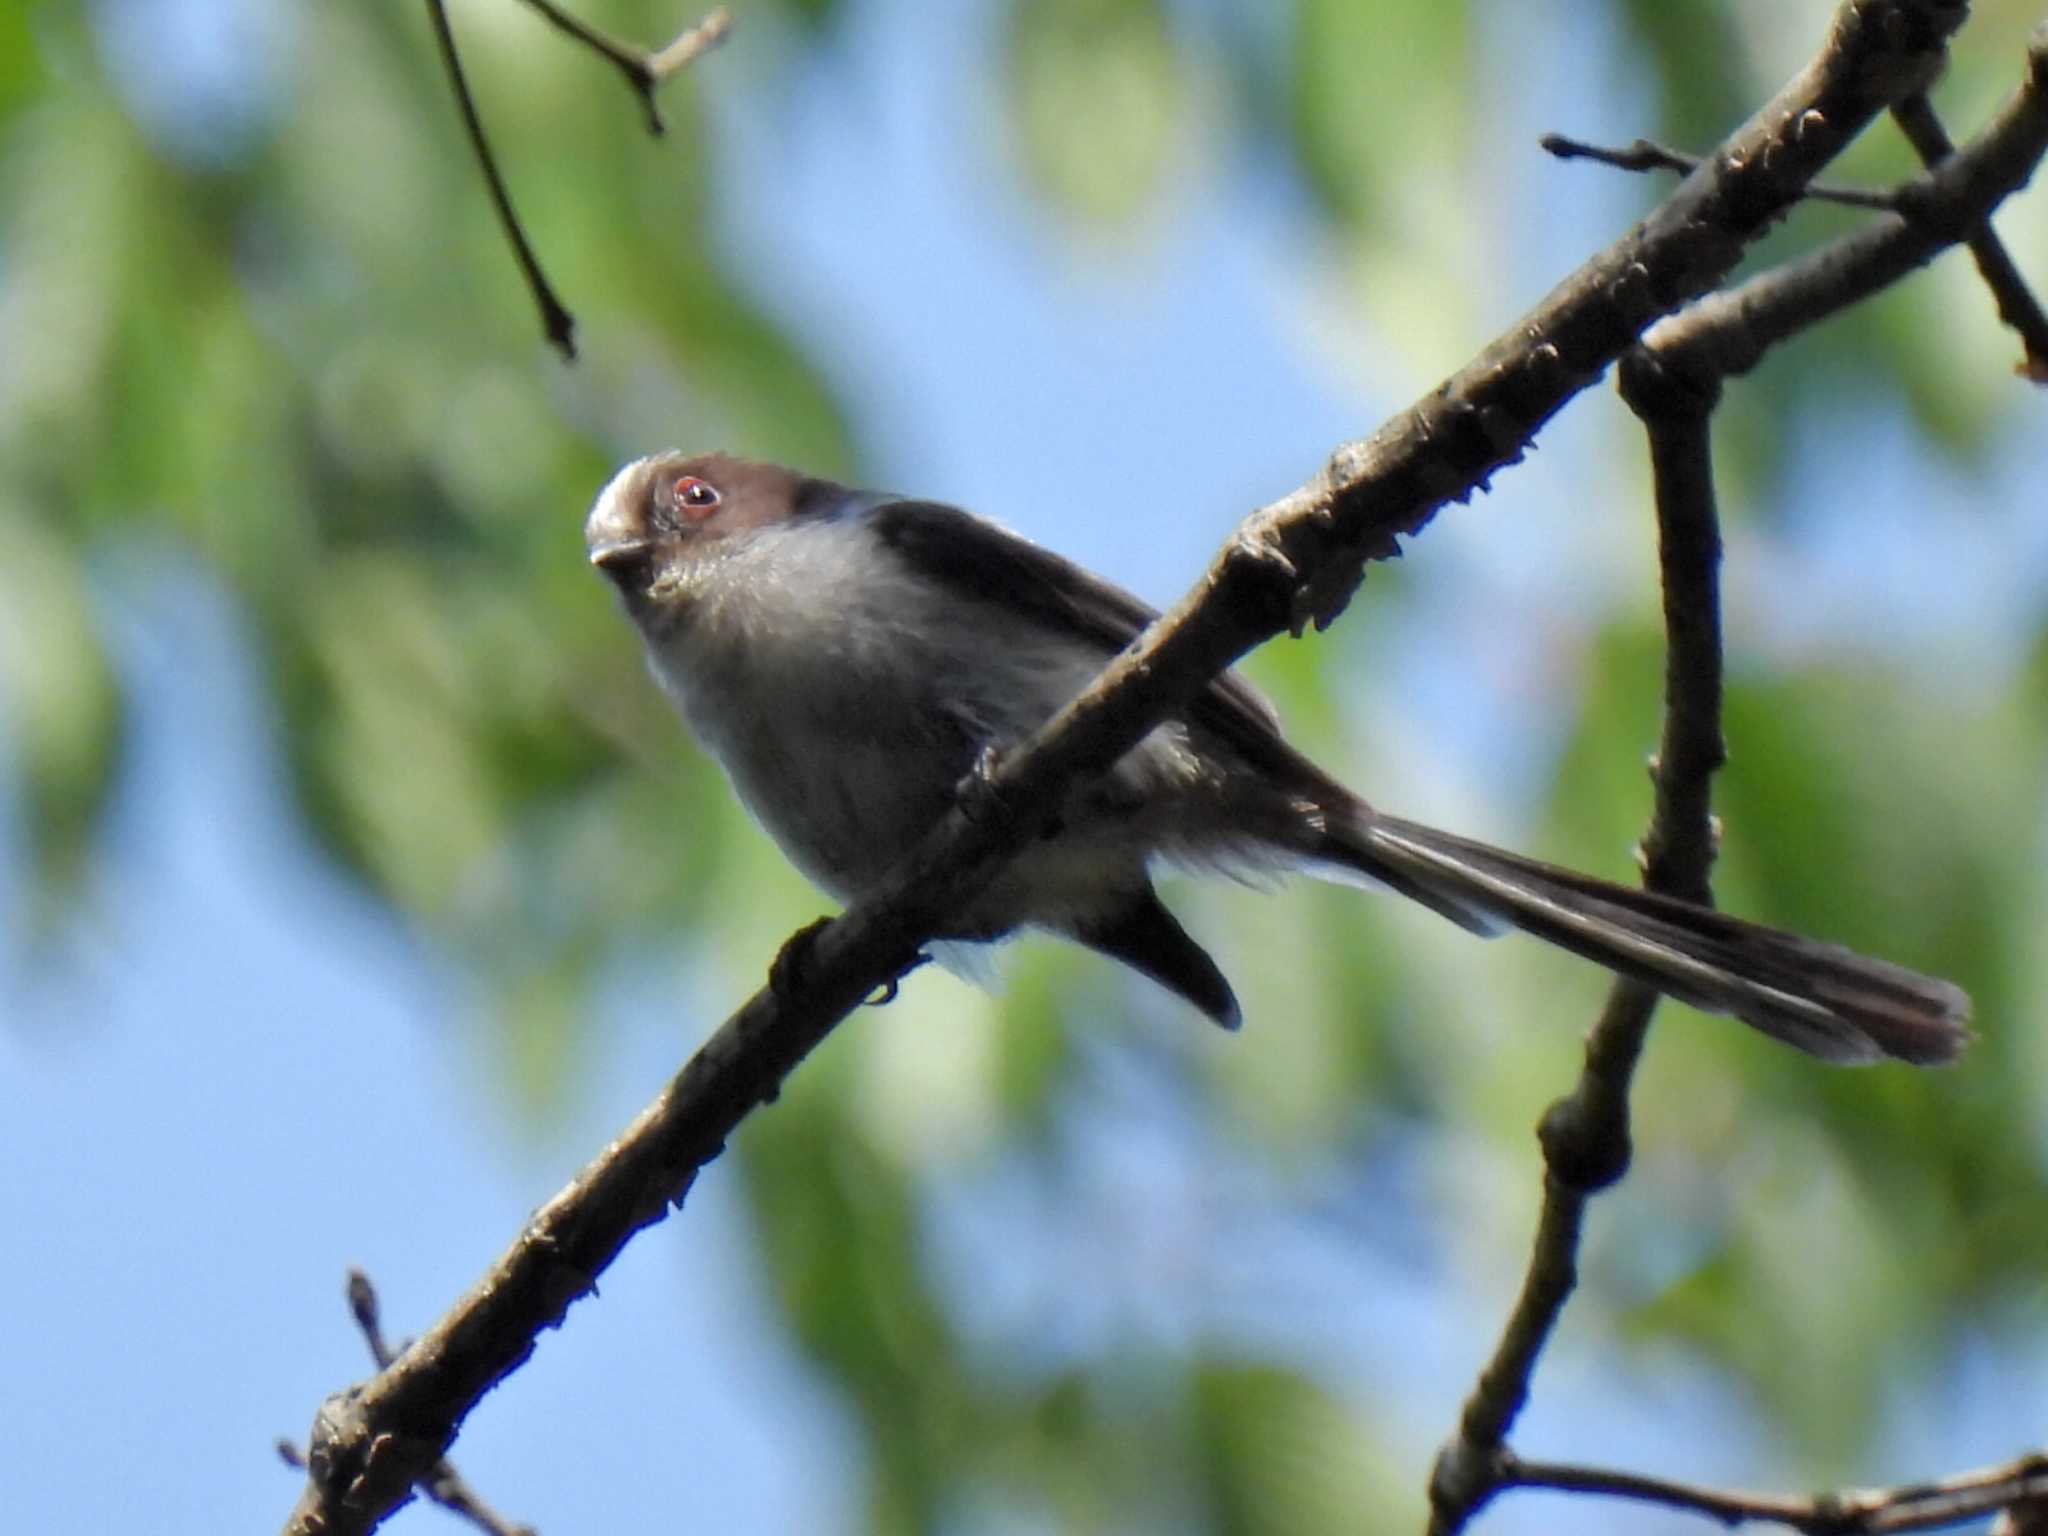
1327, 813, 1971, 1066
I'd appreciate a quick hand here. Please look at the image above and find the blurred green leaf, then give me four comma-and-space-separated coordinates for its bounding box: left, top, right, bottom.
1556, 617, 2048, 1455
0, 3, 44, 122
991, 947, 1078, 1128
741, 1086, 974, 1530
1005, 0, 1184, 226
1193, 1361, 1410, 1535
0, 508, 123, 918
1216, 635, 1424, 1136
1613, 0, 1750, 150
766, 0, 846, 32
1287, 0, 1469, 231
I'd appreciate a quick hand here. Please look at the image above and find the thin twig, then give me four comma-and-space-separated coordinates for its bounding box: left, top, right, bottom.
1506, 1449, 2048, 1534
1546, 82, 2048, 383
425, 0, 577, 360
1643, 29, 2048, 383
649, 11, 733, 81
1542, 132, 1901, 211
1890, 91, 2048, 381
353, 1271, 540, 1536
1427, 323, 1730, 1536
277, 1273, 538, 1536
511, 3, 731, 136
347, 1269, 398, 1366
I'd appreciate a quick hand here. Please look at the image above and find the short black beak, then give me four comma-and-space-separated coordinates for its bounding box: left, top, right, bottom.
589, 538, 655, 588
589, 537, 652, 569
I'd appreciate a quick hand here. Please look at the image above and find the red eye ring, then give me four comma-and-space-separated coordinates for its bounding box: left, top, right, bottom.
672, 475, 721, 519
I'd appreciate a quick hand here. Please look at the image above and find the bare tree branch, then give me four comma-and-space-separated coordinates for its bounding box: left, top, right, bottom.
1546, 58, 2048, 380
1504, 1448, 2048, 1534
430, 3, 731, 358
279, 1273, 536, 1536
1890, 89, 2048, 379
1642, 31, 2048, 382
284, 6, 2048, 1532
425, 0, 577, 360
511, 2, 730, 136
1542, 131, 1902, 211
1429, 21, 2048, 1534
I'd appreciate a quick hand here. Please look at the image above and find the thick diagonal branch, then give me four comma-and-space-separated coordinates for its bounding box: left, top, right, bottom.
277, 1274, 534, 1536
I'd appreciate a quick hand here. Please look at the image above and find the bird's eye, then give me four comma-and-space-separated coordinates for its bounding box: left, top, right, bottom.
672, 475, 721, 519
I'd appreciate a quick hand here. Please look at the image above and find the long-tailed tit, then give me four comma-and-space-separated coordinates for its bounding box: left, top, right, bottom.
586, 451, 1970, 1066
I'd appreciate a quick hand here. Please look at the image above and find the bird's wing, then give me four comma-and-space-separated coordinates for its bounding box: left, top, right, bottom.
868, 499, 1305, 776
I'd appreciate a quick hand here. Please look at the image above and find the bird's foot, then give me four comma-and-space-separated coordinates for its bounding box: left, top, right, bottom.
769, 917, 833, 1001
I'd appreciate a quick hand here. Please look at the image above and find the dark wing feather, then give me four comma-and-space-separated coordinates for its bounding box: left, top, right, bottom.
869, 500, 1306, 776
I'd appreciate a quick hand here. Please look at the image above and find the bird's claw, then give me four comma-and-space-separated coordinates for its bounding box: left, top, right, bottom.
865, 951, 933, 1007
956, 745, 1008, 825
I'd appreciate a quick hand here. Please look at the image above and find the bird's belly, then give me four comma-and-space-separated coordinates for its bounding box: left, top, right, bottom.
718, 724, 957, 900
660, 647, 968, 902
642, 540, 1173, 923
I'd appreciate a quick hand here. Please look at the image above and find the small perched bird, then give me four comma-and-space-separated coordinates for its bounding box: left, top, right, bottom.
585, 451, 1970, 1066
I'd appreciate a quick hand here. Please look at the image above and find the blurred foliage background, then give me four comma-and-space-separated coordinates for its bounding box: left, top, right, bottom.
2, 1, 2046, 1532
